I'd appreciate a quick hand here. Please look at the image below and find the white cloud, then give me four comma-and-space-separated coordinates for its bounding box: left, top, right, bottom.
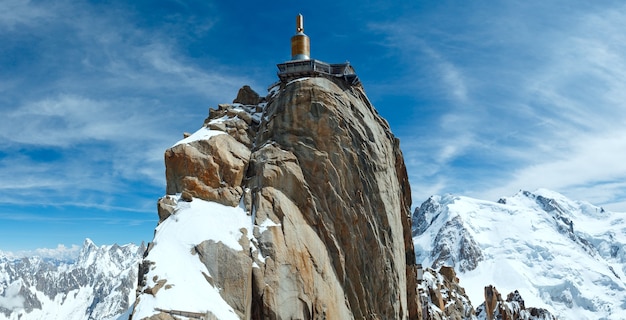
476, 4, 626, 208
368, 21, 471, 105
482, 130, 626, 207
419, 45, 469, 104
28, 244, 81, 260
375, 3, 626, 210
138, 43, 253, 97
0, 94, 171, 208
0, 0, 262, 213
1, 244, 80, 261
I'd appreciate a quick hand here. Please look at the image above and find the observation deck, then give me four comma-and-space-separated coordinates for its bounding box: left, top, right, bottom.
277, 59, 360, 85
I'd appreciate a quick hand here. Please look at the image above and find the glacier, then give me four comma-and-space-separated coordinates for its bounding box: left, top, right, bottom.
413, 188, 626, 319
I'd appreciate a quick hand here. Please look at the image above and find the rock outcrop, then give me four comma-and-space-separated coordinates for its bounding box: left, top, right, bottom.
132, 76, 420, 319
476, 285, 557, 320
415, 268, 558, 320
418, 266, 476, 320
164, 130, 251, 209
233, 85, 262, 105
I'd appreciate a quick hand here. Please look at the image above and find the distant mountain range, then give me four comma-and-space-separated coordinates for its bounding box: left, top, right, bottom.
412, 188, 626, 319
0, 239, 144, 320
2, 189, 622, 319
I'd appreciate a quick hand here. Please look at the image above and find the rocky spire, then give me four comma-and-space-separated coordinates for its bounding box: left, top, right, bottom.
132, 75, 421, 319
248, 77, 420, 319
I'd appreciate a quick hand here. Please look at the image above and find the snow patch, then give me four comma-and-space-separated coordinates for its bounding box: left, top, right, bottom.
172, 126, 225, 147
133, 197, 250, 320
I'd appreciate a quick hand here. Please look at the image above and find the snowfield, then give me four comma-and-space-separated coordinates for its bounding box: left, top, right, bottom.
413, 189, 626, 319
132, 196, 252, 320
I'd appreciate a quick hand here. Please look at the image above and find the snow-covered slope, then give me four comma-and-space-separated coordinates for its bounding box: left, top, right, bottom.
413, 189, 626, 320
132, 196, 251, 320
0, 239, 144, 320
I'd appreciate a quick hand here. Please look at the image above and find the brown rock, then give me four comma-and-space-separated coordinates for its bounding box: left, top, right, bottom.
506, 290, 525, 310
439, 266, 459, 284
207, 116, 252, 147
204, 103, 263, 147
180, 190, 193, 202
419, 268, 475, 320
143, 279, 167, 296
477, 287, 557, 320
165, 133, 250, 206
249, 77, 419, 319
251, 186, 352, 319
181, 177, 242, 207
484, 285, 499, 320
233, 85, 261, 105
135, 77, 420, 319
194, 240, 252, 319
142, 312, 177, 320
429, 287, 445, 311
156, 196, 176, 223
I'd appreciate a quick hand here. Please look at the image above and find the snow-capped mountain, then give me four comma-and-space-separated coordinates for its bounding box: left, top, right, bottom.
0, 239, 145, 320
413, 189, 626, 319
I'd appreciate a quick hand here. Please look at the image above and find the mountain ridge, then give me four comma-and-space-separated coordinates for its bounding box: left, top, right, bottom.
0, 238, 144, 320
412, 188, 626, 319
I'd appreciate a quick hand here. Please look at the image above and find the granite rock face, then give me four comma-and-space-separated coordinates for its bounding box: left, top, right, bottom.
164, 133, 250, 208
134, 77, 420, 319
194, 239, 253, 319
248, 77, 419, 319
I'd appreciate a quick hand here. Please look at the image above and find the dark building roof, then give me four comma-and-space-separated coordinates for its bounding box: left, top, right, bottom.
276, 59, 360, 86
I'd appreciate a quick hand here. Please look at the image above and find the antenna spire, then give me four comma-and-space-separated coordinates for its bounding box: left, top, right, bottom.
291, 14, 310, 60
296, 13, 304, 33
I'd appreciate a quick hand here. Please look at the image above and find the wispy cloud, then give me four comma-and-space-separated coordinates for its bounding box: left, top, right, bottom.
0, 0, 52, 29
486, 130, 626, 210
371, 2, 626, 210
2, 94, 160, 147
484, 4, 626, 208
0, 0, 261, 215
368, 22, 471, 105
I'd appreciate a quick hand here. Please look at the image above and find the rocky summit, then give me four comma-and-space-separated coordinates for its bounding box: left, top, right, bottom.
132, 76, 420, 319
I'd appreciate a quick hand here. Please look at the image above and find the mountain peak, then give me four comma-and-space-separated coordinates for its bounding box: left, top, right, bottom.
77, 238, 98, 265
83, 237, 95, 247
414, 190, 626, 319
0, 241, 144, 319
133, 75, 420, 319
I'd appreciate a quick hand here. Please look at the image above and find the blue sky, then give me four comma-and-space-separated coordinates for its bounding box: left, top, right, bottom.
2, 0, 626, 251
